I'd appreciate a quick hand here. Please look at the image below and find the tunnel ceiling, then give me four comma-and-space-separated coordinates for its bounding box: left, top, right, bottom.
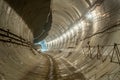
4, 0, 51, 42
45, 0, 89, 39
45, 0, 120, 51
45, 0, 92, 49
4, 0, 120, 50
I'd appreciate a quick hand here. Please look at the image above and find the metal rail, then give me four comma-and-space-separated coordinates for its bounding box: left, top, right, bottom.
82, 43, 120, 65
46, 55, 56, 80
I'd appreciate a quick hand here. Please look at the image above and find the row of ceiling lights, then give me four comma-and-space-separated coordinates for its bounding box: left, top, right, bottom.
46, 11, 97, 50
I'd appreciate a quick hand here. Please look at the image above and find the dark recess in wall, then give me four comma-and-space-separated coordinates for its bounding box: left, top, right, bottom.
4, 0, 52, 42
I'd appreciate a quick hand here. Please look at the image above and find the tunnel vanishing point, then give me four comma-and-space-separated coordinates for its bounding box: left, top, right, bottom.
0, 0, 120, 80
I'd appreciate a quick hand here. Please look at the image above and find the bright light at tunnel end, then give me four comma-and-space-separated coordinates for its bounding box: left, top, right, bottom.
35, 40, 48, 52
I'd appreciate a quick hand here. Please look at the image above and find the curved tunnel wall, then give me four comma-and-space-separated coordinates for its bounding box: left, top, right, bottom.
0, 0, 33, 42
0, 0, 120, 80
4, 0, 51, 42
0, 0, 51, 80
45, 0, 120, 79
46, 0, 120, 50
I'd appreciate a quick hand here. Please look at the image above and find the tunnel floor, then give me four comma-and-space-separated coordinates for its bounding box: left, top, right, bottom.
20, 54, 86, 80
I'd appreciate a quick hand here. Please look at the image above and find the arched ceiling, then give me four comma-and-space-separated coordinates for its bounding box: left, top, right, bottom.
44, 0, 120, 51
45, 0, 91, 49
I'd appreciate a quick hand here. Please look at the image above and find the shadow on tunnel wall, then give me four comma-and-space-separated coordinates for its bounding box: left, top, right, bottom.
4, 0, 52, 43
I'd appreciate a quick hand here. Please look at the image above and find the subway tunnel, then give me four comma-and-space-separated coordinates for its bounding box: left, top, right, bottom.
0, 0, 120, 80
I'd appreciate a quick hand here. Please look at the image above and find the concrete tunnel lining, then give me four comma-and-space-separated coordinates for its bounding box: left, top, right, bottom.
4, 0, 52, 42
0, 0, 120, 80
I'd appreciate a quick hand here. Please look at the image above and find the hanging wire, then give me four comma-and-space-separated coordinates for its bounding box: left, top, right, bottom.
0, 27, 32, 47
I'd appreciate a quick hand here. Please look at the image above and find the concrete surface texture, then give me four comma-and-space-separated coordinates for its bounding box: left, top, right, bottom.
0, 0, 120, 80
